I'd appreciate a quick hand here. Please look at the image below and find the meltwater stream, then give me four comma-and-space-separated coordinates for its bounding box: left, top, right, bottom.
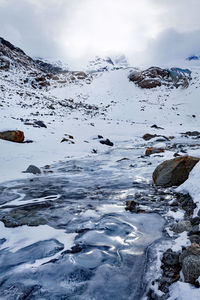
0, 145, 165, 300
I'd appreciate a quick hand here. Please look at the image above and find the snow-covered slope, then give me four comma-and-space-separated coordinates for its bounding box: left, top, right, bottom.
1, 38, 200, 299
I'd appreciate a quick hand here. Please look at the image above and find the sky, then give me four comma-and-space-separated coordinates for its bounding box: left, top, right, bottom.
0, 0, 200, 66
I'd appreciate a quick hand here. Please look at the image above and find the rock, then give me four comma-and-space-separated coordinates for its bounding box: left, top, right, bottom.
177, 193, 197, 216
180, 243, 200, 283
139, 79, 161, 89
34, 120, 47, 128
142, 133, 157, 141
61, 138, 74, 144
64, 134, 74, 139
100, 138, 114, 146
153, 156, 200, 187
142, 133, 170, 141
145, 147, 165, 156
171, 221, 192, 233
151, 124, 164, 130
23, 165, 41, 174
158, 249, 181, 292
125, 200, 145, 213
129, 67, 191, 89
181, 131, 200, 138
0, 130, 24, 143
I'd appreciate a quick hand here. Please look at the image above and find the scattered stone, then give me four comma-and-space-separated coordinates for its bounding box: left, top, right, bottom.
0, 130, 24, 143
23, 165, 41, 174
151, 124, 164, 130
34, 120, 47, 128
176, 193, 197, 216
171, 221, 192, 233
157, 249, 181, 294
116, 158, 129, 162
64, 134, 74, 139
61, 138, 75, 144
153, 156, 200, 187
100, 138, 114, 146
181, 131, 200, 138
23, 139, 33, 143
142, 133, 157, 141
145, 147, 165, 156
173, 152, 181, 157
92, 149, 97, 154
125, 200, 145, 213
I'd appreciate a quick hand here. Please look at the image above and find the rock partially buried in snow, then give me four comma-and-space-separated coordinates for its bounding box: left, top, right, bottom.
145, 146, 165, 156
34, 120, 47, 128
171, 221, 192, 233
99, 138, 114, 146
23, 165, 41, 174
0, 130, 24, 143
153, 156, 200, 187
180, 243, 200, 284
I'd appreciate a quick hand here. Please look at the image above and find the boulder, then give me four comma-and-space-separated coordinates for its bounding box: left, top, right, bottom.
153, 156, 200, 187
0, 130, 24, 143
180, 243, 200, 284
171, 221, 192, 233
23, 165, 41, 174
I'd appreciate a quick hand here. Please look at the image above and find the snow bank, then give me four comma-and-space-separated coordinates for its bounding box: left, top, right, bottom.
169, 281, 200, 300
176, 161, 200, 216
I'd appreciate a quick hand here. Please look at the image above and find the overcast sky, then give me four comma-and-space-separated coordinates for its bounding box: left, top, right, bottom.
0, 0, 200, 66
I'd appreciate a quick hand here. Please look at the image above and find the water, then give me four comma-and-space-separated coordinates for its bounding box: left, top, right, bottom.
0, 144, 166, 299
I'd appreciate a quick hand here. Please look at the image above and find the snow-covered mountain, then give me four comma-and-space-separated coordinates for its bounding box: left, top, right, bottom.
87, 54, 129, 72
0, 37, 200, 300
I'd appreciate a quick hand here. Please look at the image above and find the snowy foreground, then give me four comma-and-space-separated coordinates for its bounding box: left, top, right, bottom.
0, 63, 200, 299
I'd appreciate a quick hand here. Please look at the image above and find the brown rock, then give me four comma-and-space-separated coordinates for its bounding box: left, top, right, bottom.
142, 133, 157, 141
139, 79, 161, 89
145, 147, 165, 156
153, 156, 200, 187
0, 130, 24, 143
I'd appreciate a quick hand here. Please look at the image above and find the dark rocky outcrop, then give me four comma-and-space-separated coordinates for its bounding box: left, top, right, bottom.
153, 156, 200, 187
129, 66, 191, 89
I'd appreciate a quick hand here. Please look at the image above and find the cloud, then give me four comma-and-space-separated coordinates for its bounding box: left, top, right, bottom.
0, 0, 200, 66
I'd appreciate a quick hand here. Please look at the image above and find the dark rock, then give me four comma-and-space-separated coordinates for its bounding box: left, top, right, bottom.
142, 133, 157, 141
23, 165, 41, 174
34, 120, 47, 128
171, 221, 192, 233
61, 138, 75, 144
180, 243, 200, 283
176, 193, 197, 216
157, 249, 181, 294
190, 217, 200, 226
182, 131, 200, 138
153, 156, 200, 187
151, 124, 164, 130
100, 138, 114, 146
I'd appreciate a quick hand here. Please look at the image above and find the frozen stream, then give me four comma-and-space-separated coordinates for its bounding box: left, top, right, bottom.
0, 143, 166, 299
